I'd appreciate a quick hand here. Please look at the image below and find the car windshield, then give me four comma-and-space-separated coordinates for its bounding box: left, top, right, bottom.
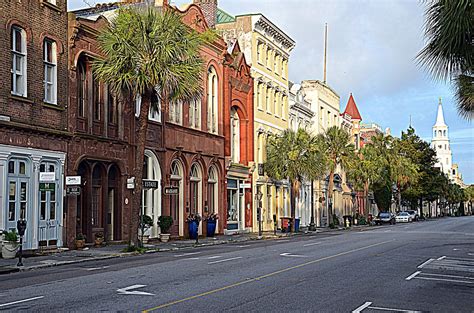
398, 212, 409, 216
407, 211, 415, 214
379, 213, 390, 218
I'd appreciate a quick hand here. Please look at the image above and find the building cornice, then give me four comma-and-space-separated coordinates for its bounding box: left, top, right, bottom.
252, 15, 295, 52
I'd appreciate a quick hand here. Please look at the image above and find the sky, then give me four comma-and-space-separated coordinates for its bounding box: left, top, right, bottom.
69, 0, 473, 184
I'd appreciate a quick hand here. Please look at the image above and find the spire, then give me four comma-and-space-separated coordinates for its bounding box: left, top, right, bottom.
434, 97, 447, 127
343, 93, 362, 120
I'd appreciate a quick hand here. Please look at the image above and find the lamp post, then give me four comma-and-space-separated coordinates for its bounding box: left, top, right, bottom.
309, 180, 316, 231
16, 218, 27, 267
255, 189, 263, 238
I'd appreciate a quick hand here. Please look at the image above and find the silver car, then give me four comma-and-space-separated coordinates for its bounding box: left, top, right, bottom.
396, 211, 412, 223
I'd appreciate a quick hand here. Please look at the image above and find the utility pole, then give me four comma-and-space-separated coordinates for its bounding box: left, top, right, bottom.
323, 23, 328, 83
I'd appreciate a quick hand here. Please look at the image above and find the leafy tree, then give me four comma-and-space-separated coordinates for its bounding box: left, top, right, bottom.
93, 6, 208, 245
317, 126, 355, 225
265, 129, 327, 222
417, 0, 473, 119
391, 138, 419, 210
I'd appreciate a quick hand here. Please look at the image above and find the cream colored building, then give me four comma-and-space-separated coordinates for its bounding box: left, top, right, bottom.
217, 11, 296, 231
300, 80, 346, 226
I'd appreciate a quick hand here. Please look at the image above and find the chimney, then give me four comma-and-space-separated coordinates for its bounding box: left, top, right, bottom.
193, 0, 217, 28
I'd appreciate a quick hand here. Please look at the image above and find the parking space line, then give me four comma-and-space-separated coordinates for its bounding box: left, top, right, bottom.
369, 306, 421, 312
0, 296, 44, 308
352, 301, 372, 312
405, 271, 421, 281
303, 241, 322, 247
420, 272, 474, 280
417, 258, 435, 269
437, 255, 446, 260
208, 257, 242, 265
413, 276, 474, 284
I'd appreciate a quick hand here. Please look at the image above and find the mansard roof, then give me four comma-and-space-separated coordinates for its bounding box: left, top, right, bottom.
343, 93, 362, 121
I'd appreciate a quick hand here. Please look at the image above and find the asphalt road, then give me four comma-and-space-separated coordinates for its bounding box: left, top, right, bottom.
1, 216, 473, 312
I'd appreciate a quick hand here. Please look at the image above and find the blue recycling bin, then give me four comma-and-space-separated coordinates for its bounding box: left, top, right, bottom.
206, 221, 216, 237
294, 218, 300, 232
188, 220, 198, 239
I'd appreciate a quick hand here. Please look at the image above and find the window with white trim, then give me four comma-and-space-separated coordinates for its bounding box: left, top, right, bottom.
265, 87, 270, 112
230, 108, 240, 163
135, 93, 162, 122
189, 98, 201, 129
43, 39, 57, 104
207, 66, 218, 134
169, 100, 182, 125
11, 26, 27, 97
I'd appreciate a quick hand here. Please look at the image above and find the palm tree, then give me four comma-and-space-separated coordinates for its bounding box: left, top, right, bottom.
265, 129, 327, 226
318, 126, 355, 225
417, 0, 473, 119
93, 6, 207, 246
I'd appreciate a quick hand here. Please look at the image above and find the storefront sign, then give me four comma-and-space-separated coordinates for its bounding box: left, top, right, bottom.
65, 176, 81, 186
240, 183, 251, 189
143, 179, 159, 189
39, 183, 55, 192
66, 186, 81, 196
39, 172, 55, 183
164, 186, 179, 195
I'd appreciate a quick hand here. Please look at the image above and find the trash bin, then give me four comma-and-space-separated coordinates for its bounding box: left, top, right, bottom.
294, 218, 300, 232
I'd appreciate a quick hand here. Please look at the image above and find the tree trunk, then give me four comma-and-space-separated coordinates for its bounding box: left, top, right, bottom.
397, 182, 402, 211
130, 89, 152, 247
364, 181, 369, 217
419, 197, 423, 218
328, 170, 334, 226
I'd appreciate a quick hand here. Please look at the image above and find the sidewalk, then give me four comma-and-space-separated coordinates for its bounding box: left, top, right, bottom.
0, 225, 370, 275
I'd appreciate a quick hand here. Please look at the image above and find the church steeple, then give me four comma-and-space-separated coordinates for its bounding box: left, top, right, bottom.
434, 97, 446, 127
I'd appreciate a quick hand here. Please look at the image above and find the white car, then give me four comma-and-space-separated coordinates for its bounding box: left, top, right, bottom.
396, 212, 412, 223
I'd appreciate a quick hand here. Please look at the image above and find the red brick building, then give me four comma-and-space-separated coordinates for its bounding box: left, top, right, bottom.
0, 0, 69, 250
222, 41, 254, 233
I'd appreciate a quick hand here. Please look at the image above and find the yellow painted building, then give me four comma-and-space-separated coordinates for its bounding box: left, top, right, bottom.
217, 11, 296, 231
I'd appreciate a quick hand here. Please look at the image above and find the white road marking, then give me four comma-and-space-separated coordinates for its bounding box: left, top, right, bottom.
437, 255, 446, 260
280, 253, 307, 258
468, 253, 474, 256
303, 241, 322, 247
208, 257, 242, 264
237, 245, 250, 248
453, 248, 460, 251
276, 239, 290, 243
206, 256, 222, 259
85, 266, 110, 271
174, 252, 202, 257
405, 271, 421, 281
420, 272, 474, 280
369, 306, 421, 312
352, 301, 372, 313
117, 285, 155, 296
417, 258, 435, 269
0, 296, 45, 308
413, 276, 474, 284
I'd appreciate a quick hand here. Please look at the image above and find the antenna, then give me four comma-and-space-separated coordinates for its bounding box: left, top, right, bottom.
409, 114, 412, 128
323, 23, 328, 83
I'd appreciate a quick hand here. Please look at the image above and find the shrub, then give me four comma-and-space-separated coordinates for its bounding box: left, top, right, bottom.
139, 214, 154, 229
76, 233, 85, 241
358, 216, 367, 225
158, 216, 173, 233
4, 230, 18, 242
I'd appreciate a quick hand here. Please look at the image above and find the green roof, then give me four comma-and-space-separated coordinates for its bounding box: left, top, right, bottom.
216, 8, 235, 24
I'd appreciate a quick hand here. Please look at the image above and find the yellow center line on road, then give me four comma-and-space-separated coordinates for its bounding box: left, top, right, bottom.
142, 240, 394, 312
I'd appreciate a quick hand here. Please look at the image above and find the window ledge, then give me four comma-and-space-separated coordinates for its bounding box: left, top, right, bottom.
266, 111, 273, 115
43, 102, 64, 111
10, 94, 33, 104
257, 107, 264, 112
40, 1, 62, 13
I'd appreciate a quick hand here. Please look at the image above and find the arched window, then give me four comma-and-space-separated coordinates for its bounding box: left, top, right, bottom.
231, 108, 240, 163
77, 59, 86, 117
207, 166, 218, 215
443, 130, 446, 137
189, 98, 201, 129
189, 163, 202, 215
207, 66, 218, 133
169, 100, 182, 125
11, 26, 27, 97
439, 130, 442, 136
170, 160, 183, 234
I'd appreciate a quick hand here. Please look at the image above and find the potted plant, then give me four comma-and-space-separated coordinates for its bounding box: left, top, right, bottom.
186, 213, 201, 240
75, 233, 86, 250
139, 215, 154, 244
94, 232, 104, 246
205, 212, 218, 237
1, 230, 18, 259
157, 216, 173, 243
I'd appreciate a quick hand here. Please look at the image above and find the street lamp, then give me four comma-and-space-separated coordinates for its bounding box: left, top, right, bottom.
309, 181, 316, 231
16, 218, 27, 267
255, 189, 263, 238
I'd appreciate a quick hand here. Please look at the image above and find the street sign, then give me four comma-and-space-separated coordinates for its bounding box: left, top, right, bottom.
39, 183, 55, 192
65, 176, 81, 186
66, 186, 81, 196
143, 179, 159, 189
40, 172, 55, 183
164, 186, 179, 195
240, 183, 251, 189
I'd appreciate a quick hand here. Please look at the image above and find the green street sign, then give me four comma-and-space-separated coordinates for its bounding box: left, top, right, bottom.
39, 183, 55, 192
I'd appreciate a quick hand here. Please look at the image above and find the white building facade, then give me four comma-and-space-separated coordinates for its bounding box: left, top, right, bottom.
431, 99, 453, 180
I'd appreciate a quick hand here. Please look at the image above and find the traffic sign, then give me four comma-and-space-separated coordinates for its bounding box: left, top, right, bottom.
164, 186, 179, 195
66, 186, 81, 196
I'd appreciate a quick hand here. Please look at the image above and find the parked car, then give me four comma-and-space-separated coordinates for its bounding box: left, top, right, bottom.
374, 212, 396, 225
395, 211, 412, 223
406, 210, 419, 221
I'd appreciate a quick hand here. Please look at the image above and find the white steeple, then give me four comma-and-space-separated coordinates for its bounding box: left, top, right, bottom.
434, 97, 447, 127
431, 98, 452, 179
